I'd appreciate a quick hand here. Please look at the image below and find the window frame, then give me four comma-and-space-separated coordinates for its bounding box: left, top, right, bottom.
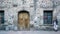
43, 10, 53, 25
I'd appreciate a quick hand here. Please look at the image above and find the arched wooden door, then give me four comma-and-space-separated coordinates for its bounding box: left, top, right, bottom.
18, 11, 30, 30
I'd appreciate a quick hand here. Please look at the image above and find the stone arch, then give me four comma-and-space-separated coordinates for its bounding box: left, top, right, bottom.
18, 10, 30, 16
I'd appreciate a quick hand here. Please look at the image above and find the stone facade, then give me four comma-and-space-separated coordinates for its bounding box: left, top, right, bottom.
0, 0, 60, 31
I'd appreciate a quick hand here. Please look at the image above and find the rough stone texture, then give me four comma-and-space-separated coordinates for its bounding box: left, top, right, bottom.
0, 0, 60, 30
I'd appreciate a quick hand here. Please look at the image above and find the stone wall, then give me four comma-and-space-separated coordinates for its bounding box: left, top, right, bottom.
0, 0, 60, 30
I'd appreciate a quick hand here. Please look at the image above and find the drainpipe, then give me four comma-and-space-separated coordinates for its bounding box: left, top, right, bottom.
52, 0, 55, 20
34, 0, 37, 20
22, 0, 25, 10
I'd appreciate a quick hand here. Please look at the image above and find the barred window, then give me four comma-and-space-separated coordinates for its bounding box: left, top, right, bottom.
44, 10, 53, 24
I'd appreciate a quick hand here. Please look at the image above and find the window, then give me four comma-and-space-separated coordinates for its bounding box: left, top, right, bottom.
0, 10, 4, 24
44, 10, 53, 24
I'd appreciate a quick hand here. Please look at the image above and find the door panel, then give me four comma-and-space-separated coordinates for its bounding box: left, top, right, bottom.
18, 13, 30, 29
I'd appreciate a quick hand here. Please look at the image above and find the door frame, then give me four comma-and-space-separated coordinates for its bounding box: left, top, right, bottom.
18, 10, 30, 29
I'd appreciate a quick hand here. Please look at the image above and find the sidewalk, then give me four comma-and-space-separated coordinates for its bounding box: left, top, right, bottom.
0, 31, 60, 34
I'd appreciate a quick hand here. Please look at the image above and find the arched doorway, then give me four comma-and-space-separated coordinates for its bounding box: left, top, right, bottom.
18, 10, 30, 30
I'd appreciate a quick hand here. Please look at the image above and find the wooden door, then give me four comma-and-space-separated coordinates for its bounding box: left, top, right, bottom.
18, 13, 30, 29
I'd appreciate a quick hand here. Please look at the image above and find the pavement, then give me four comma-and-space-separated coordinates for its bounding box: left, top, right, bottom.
0, 31, 60, 34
